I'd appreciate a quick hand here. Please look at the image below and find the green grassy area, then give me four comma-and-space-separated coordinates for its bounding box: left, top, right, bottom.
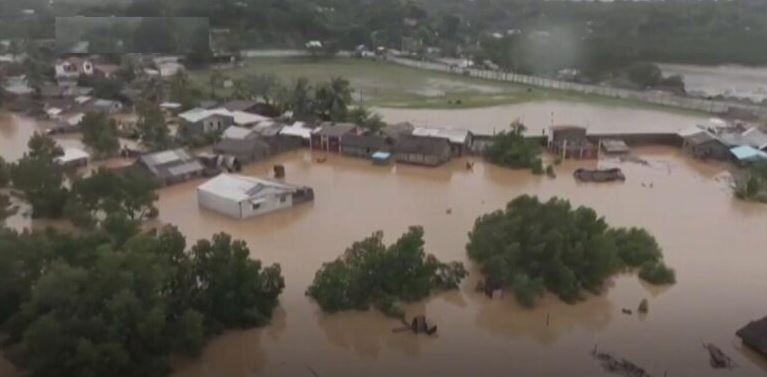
188, 57, 705, 114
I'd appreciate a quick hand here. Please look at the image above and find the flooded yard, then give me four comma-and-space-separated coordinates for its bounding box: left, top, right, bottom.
376, 100, 709, 135
3, 112, 767, 376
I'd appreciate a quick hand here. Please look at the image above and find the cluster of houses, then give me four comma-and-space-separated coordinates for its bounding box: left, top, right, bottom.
678, 121, 767, 164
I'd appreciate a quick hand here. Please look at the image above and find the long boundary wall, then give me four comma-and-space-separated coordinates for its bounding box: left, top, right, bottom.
388, 56, 767, 118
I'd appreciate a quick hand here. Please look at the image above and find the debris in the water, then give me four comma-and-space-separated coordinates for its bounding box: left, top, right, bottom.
574, 168, 626, 182
316, 157, 327, 163
591, 346, 652, 377
273, 164, 285, 178
392, 315, 438, 335
702, 342, 735, 369
466, 161, 474, 171
638, 299, 648, 314
446, 208, 452, 214
622, 308, 633, 315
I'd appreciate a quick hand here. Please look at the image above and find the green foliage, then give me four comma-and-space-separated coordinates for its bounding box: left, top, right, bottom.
734, 162, 767, 203
313, 77, 353, 122
0, 224, 284, 377
467, 195, 674, 306
64, 168, 158, 228
639, 261, 676, 285
136, 101, 171, 150
307, 226, 467, 318
0, 156, 9, 188
10, 134, 67, 218
170, 71, 202, 110
626, 62, 663, 88
638, 298, 649, 313
80, 112, 120, 157
484, 121, 541, 171
348, 106, 386, 133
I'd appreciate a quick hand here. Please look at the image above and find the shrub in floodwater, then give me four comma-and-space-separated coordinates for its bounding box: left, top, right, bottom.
467, 195, 675, 307
307, 226, 467, 318
639, 260, 676, 285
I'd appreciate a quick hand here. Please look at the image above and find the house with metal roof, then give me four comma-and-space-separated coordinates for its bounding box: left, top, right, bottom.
139, 148, 204, 185
730, 145, 767, 164
178, 107, 235, 136
213, 126, 271, 164
412, 126, 473, 156
394, 135, 452, 166
197, 174, 314, 219
340, 134, 390, 158
678, 125, 729, 160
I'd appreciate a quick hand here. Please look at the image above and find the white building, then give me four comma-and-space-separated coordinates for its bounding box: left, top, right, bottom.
197, 174, 314, 219
55, 148, 90, 167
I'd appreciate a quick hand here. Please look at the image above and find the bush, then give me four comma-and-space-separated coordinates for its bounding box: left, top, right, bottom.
467, 195, 674, 307
639, 261, 676, 285
307, 227, 467, 318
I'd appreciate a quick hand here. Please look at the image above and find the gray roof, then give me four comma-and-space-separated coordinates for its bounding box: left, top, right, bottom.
220, 100, 258, 112
140, 148, 203, 180
315, 123, 357, 137
341, 134, 388, 150
214, 138, 270, 155
684, 130, 719, 146
395, 135, 451, 155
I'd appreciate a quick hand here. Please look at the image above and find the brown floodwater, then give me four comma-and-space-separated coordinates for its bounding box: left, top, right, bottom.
376, 101, 709, 135
3, 111, 767, 376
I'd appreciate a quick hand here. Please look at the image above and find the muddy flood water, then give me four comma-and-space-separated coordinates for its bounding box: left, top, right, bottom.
3, 111, 767, 376
376, 101, 709, 136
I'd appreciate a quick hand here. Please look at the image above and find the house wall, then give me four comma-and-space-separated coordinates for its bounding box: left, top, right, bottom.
341, 145, 374, 158
240, 192, 294, 219
197, 189, 244, 218
690, 141, 731, 160
395, 151, 448, 166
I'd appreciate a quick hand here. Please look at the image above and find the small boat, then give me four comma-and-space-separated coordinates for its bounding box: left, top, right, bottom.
574, 168, 626, 182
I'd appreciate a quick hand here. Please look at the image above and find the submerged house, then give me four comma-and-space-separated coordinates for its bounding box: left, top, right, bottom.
411, 126, 473, 156
55, 148, 90, 168
139, 148, 204, 185
547, 125, 597, 159
311, 123, 359, 152
213, 126, 271, 164
197, 174, 314, 219
340, 134, 389, 158
394, 135, 452, 166
178, 108, 235, 136
279, 121, 313, 146
679, 126, 729, 160
737, 316, 767, 358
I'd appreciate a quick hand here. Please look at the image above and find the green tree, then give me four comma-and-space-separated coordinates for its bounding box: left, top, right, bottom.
189, 233, 285, 329
10, 134, 67, 217
313, 77, 352, 122
288, 77, 313, 120
467, 195, 673, 307
626, 62, 663, 88
348, 106, 385, 133
484, 121, 541, 171
80, 112, 120, 157
307, 226, 467, 318
136, 101, 170, 150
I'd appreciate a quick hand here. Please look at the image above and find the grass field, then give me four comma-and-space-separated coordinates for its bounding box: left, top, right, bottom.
188, 57, 704, 113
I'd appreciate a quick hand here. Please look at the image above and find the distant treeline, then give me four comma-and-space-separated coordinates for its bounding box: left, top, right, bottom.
3, 0, 767, 69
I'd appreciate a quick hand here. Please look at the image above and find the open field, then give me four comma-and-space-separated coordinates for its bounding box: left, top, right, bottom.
188, 57, 705, 114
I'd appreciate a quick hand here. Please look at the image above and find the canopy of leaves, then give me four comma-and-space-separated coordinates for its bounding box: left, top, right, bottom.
0, 223, 284, 377
483, 121, 542, 171
467, 195, 674, 307
307, 226, 466, 318
64, 168, 159, 229
136, 101, 171, 150
9, 134, 68, 218
79, 112, 120, 157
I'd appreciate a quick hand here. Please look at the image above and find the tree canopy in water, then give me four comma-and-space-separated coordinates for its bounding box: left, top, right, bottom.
307, 226, 467, 318
467, 195, 674, 307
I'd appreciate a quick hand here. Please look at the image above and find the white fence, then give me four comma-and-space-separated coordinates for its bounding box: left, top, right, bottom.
388, 57, 767, 118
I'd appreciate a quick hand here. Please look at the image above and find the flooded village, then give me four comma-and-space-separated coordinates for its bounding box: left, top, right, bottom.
3, 62, 767, 375
3, 10, 767, 373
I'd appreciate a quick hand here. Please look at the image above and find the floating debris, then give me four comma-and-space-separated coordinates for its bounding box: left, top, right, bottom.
638, 299, 648, 314
619, 154, 650, 166
591, 346, 652, 377
702, 342, 735, 369
622, 308, 633, 315
446, 208, 452, 214
574, 168, 626, 182
392, 315, 438, 335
